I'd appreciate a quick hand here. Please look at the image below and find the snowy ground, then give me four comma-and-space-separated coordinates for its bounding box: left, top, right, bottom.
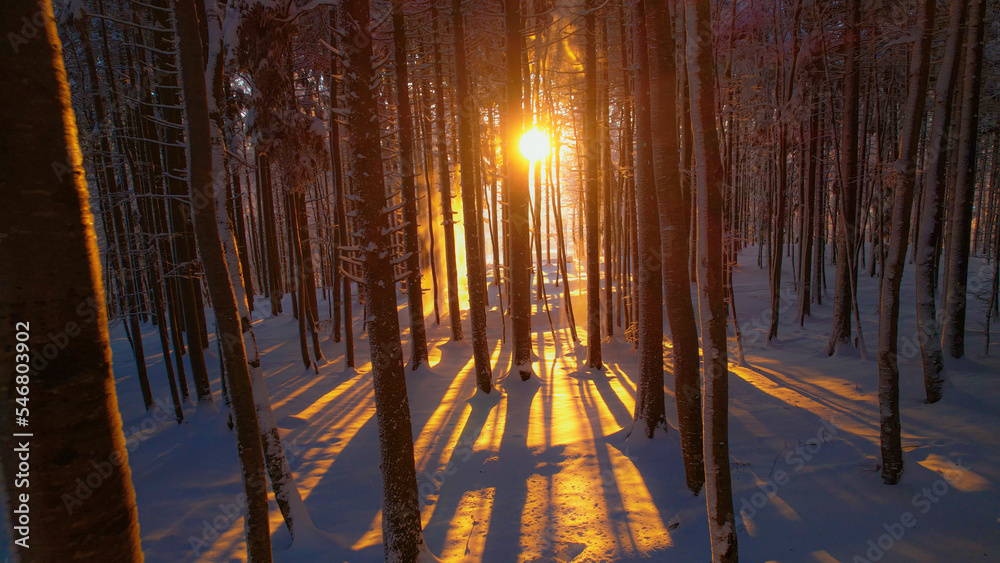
5, 246, 1000, 562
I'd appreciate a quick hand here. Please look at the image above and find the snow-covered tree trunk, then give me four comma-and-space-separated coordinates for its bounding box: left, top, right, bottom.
339, 0, 425, 558
204, 0, 313, 536
172, 0, 272, 558
684, 0, 738, 558
630, 0, 667, 438
915, 0, 969, 403
877, 0, 935, 486
0, 2, 144, 557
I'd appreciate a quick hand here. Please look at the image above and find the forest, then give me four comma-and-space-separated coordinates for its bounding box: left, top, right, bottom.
1, 0, 999, 560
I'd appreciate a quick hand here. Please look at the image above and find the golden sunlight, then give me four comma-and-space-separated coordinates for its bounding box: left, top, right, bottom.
519, 126, 550, 162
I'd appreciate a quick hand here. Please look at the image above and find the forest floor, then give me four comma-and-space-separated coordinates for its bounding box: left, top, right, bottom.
7, 246, 1000, 562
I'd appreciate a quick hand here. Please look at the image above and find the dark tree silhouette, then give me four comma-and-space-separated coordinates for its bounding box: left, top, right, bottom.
0, 1, 143, 559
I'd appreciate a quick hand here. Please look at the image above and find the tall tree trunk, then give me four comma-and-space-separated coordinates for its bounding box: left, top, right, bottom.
601, 17, 615, 339
431, 7, 464, 341
798, 96, 818, 324
942, 0, 986, 359
391, 0, 430, 370
768, 0, 801, 341
0, 2, 144, 557
173, 0, 272, 558
826, 0, 863, 356
649, 0, 703, 493
150, 0, 214, 402
684, 0, 738, 559
584, 0, 603, 369
418, 83, 442, 327
259, 152, 284, 315
339, 0, 425, 558
877, 0, 935, 486
328, 9, 344, 343
452, 0, 494, 394
289, 193, 311, 368
203, 0, 313, 532
506, 0, 534, 379
294, 191, 324, 364
915, 0, 968, 403
630, 0, 666, 438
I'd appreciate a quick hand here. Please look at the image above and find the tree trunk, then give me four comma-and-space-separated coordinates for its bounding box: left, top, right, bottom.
506, 0, 534, 379
259, 152, 284, 315
684, 0, 738, 559
826, 0, 862, 356
0, 2, 144, 557
391, 0, 430, 370
914, 0, 968, 403
798, 97, 818, 325
584, 0, 603, 369
431, 7, 464, 341
328, 9, 344, 342
649, 0, 703, 493
942, 0, 986, 359
453, 0, 494, 394
295, 192, 324, 364
339, 0, 426, 558
173, 0, 272, 558
877, 0, 934, 486
630, 0, 666, 438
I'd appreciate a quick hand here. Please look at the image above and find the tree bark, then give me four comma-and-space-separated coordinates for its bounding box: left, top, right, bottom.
430, 7, 464, 341
684, 0, 738, 558
0, 2, 144, 558
339, 0, 425, 558
453, 0, 494, 394
173, 0, 272, 558
649, 0, 703, 493
630, 0, 666, 438
506, 0, 534, 379
584, 0, 603, 369
391, 0, 430, 370
914, 0, 968, 403
877, 0, 935, 486
826, 0, 862, 357
942, 0, 986, 359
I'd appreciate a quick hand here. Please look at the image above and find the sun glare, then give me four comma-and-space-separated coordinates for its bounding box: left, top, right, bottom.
519, 127, 550, 162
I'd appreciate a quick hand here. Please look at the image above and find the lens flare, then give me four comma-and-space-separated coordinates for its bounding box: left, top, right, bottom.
519, 127, 550, 162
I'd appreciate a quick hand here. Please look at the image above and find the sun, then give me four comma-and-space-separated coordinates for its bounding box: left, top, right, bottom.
519, 127, 550, 162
